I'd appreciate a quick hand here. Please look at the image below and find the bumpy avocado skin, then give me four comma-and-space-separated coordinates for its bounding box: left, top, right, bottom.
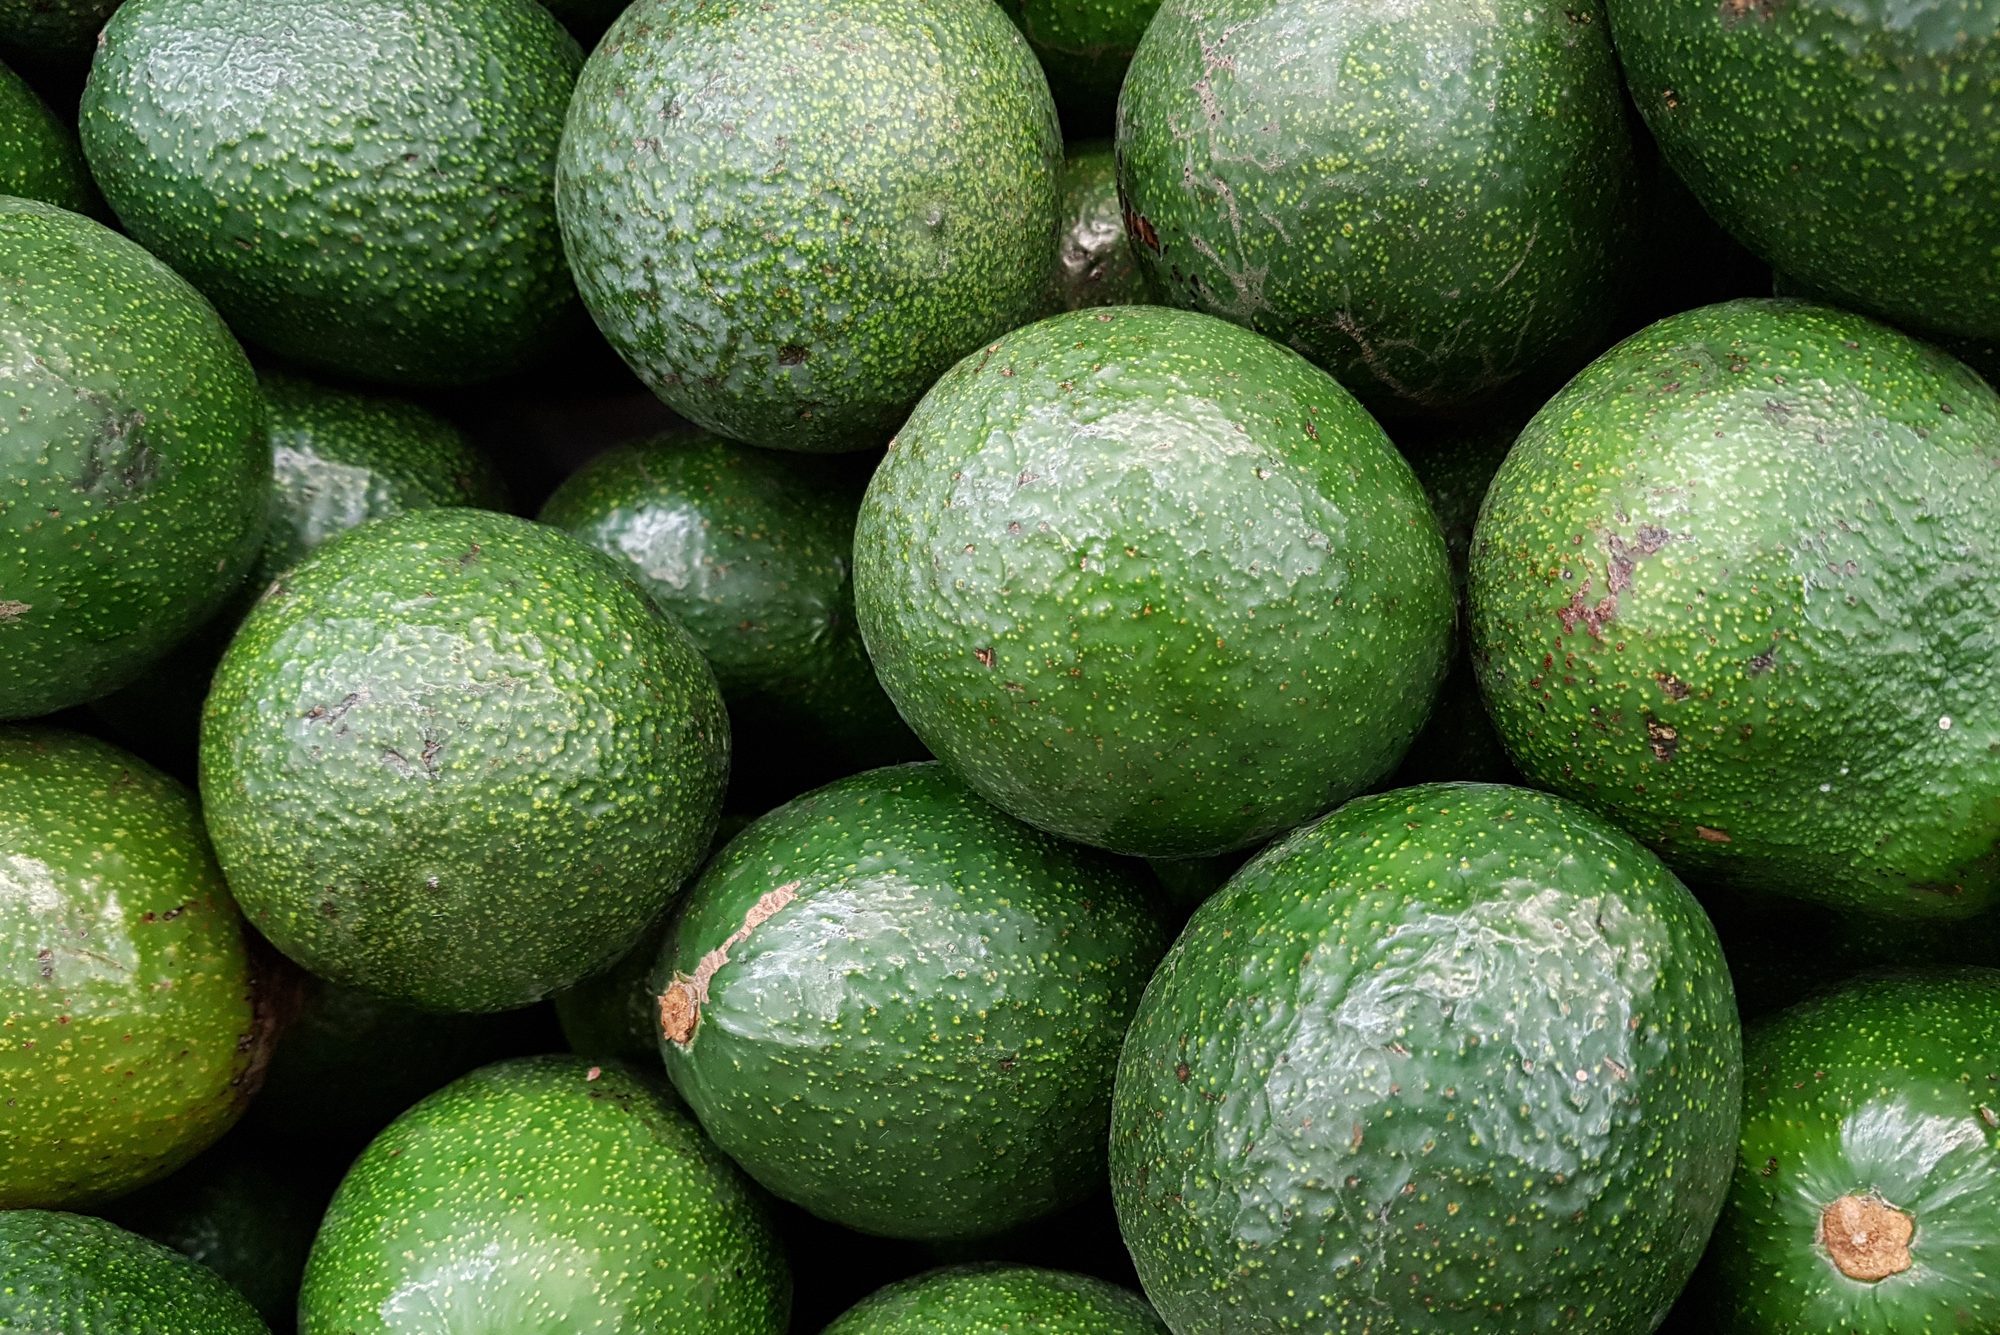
1608, 0, 1999, 344
997, 0, 1162, 105
0, 197, 268, 721
1051, 141, 1150, 312
1469, 299, 2000, 919
1112, 783, 1742, 1333
79, 0, 581, 387
825, 1264, 1168, 1333
556, 0, 1061, 452
0, 730, 275, 1209
299, 1056, 789, 1334
1116, 0, 1640, 416
198, 509, 729, 1013
853, 306, 1453, 858
1709, 969, 2000, 1333
0, 1211, 270, 1333
658, 762, 1166, 1241
0, 60, 94, 213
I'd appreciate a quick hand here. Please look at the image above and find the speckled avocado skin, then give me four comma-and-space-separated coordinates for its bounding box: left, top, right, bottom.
80, 0, 582, 387
853, 305, 1453, 858
1112, 782, 1742, 1333
1051, 141, 1150, 312
1609, 0, 1999, 344
0, 61, 95, 213
0, 1211, 270, 1333
0, 196, 267, 721
825, 1264, 1168, 1333
658, 762, 1166, 1241
1116, 0, 1640, 416
1709, 969, 2000, 1333
998, 0, 1163, 104
556, 0, 1062, 452
1469, 299, 2000, 919
198, 508, 729, 1013
299, 1056, 790, 1334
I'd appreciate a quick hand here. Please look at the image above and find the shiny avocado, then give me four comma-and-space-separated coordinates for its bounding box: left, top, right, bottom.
825, 1264, 1168, 1334
0, 1210, 269, 1333
1050, 140, 1149, 312
0, 60, 94, 212
1469, 299, 2000, 919
1111, 782, 1742, 1332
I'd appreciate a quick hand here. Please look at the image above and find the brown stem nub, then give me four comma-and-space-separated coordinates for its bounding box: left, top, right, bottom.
1819, 1193, 1915, 1282
658, 881, 801, 1047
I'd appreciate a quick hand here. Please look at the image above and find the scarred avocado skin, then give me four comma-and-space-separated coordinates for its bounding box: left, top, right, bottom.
0, 1210, 270, 1333
825, 1264, 1168, 1333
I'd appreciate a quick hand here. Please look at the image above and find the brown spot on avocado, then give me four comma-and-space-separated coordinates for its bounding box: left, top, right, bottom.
1694, 825, 1732, 843
1645, 714, 1680, 763
1819, 1194, 1913, 1282
1655, 672, 1691, 701
0, 601, 27, 622
660, 881, 801, 1045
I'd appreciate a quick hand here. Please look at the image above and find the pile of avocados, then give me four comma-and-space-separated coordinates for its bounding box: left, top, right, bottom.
0, 0, 1994, 1329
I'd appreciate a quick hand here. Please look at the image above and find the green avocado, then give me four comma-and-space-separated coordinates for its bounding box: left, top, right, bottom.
0, 729, 279, 1209
658, 762, 1166, 1241
556, 0, 1061, 452
300, 1056, 788, 1333
1050, 141, 1149, 312
1112, 782, 1742, 1332
0, 1211, 269, 1333
199, 508, 729, 1013
1707, 969, 2000, 1332
825, 1264, 1168, 1334
0, 0, 118, 69
0, 196, 268, 721
0, 59, 94, 212
853, 305, 1453, 858
79, 0, 582, 387
1608, 0, 2000, 344
1116, 0, 1640, 416
997, 0, 1163, 107
1469, 299, 2000, 919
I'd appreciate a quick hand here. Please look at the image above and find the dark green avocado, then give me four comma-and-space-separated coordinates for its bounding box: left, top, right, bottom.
0, 195, 268, 721
0, 1211, 269, 1333
80, 0, 582, 387
1111, 782, 1742, 1332
1050, 140, 1149, 312
1469, 299, 2000, 919
198, 508, 729, 1012
0, 59, 94, 212
853, 305, 1453, 858
0, 0, 119, 69
657, 762, 1166, 1241
298, 1056, 790, 1334
1116, 0, 1640, 416
998, 0, 1163, 108
556, 0, 1062, 451
825, 1264, 1168, 1333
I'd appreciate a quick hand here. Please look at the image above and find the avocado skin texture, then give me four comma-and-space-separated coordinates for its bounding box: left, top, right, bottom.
0, 60, 94, 213
79, 0, 582, 388
0, 196, 268, 721
1116, 0, 1639, 417
556, 0, 1061, 452
199, 508, 729, 1013
658, 762, 1166, 1241
0, 1211, 270, 1333
1050, 141, 1150, 313
825, 1264, 1167, 1333
1708, 969, 2000, 1332
299, 1056, 790, 1334
1609, 0, 2000, 345
0, 729, 276, 1209
1113, 782, 1742, 1333
997, 0, 1162, 104
1470, 299, 2000, 919
854, 305, 1453, 858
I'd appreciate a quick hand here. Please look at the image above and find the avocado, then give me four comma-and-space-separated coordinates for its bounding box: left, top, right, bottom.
1051, 140, 1150, 312
997, 0, 1162, 111
199, 508, 729, 1012
80, 0, 581, 387
298, 1056, 790, 1334
0, 729, 278, 1209
853, 305, 1453, 858
657, 761, 1166, 1240
556, 0, 1062, 452
1112, 782, 1742, 1332
1115, 0, 1640, 417
0, 59, 93, 213
1607, 0, 2000, 345
1707, 968, 2000, 1332
0, 0, 118, 70
1469, 299, 2000, 919
0, 196, 267, 721
0, 1210, 269, 1333
825, 1264, 1168, 1333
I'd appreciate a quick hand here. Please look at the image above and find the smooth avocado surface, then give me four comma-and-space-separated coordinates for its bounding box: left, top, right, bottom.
0, 60, 95, 213
825, 1263, 1168, 1333
0, 1210, 270, 1333
1051, 140, 1149, 312
998, 0, 1163, 105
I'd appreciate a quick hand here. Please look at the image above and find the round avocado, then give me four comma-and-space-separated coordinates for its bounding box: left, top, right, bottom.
852, 305, 1453, 858
79, 0, 582, 387
0, 1210, 269, 1333
997, 0, 1162, 108
1707, 969, 2000, 1332
556, 0, 1062, 452
1050, 140, 1149, 312
0, 59, 94, 213
1116, 0, 1640, 416
298, 1056, 790, 1334
657, 762, 1166, 1241
198, 508, 729, 1013
1111, 782, 1742, 1333
0, 196, 268, 721
0, 729, 278, 1209
825, 1264, 1168, 1333
1469, 299, 2000, 919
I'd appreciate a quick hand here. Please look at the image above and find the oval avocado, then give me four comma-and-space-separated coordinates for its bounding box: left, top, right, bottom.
0, 1210, 269, 1333
0, 59, 94, 213
1050, 140, 1150, 313
825, 1264, 1168, 1334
